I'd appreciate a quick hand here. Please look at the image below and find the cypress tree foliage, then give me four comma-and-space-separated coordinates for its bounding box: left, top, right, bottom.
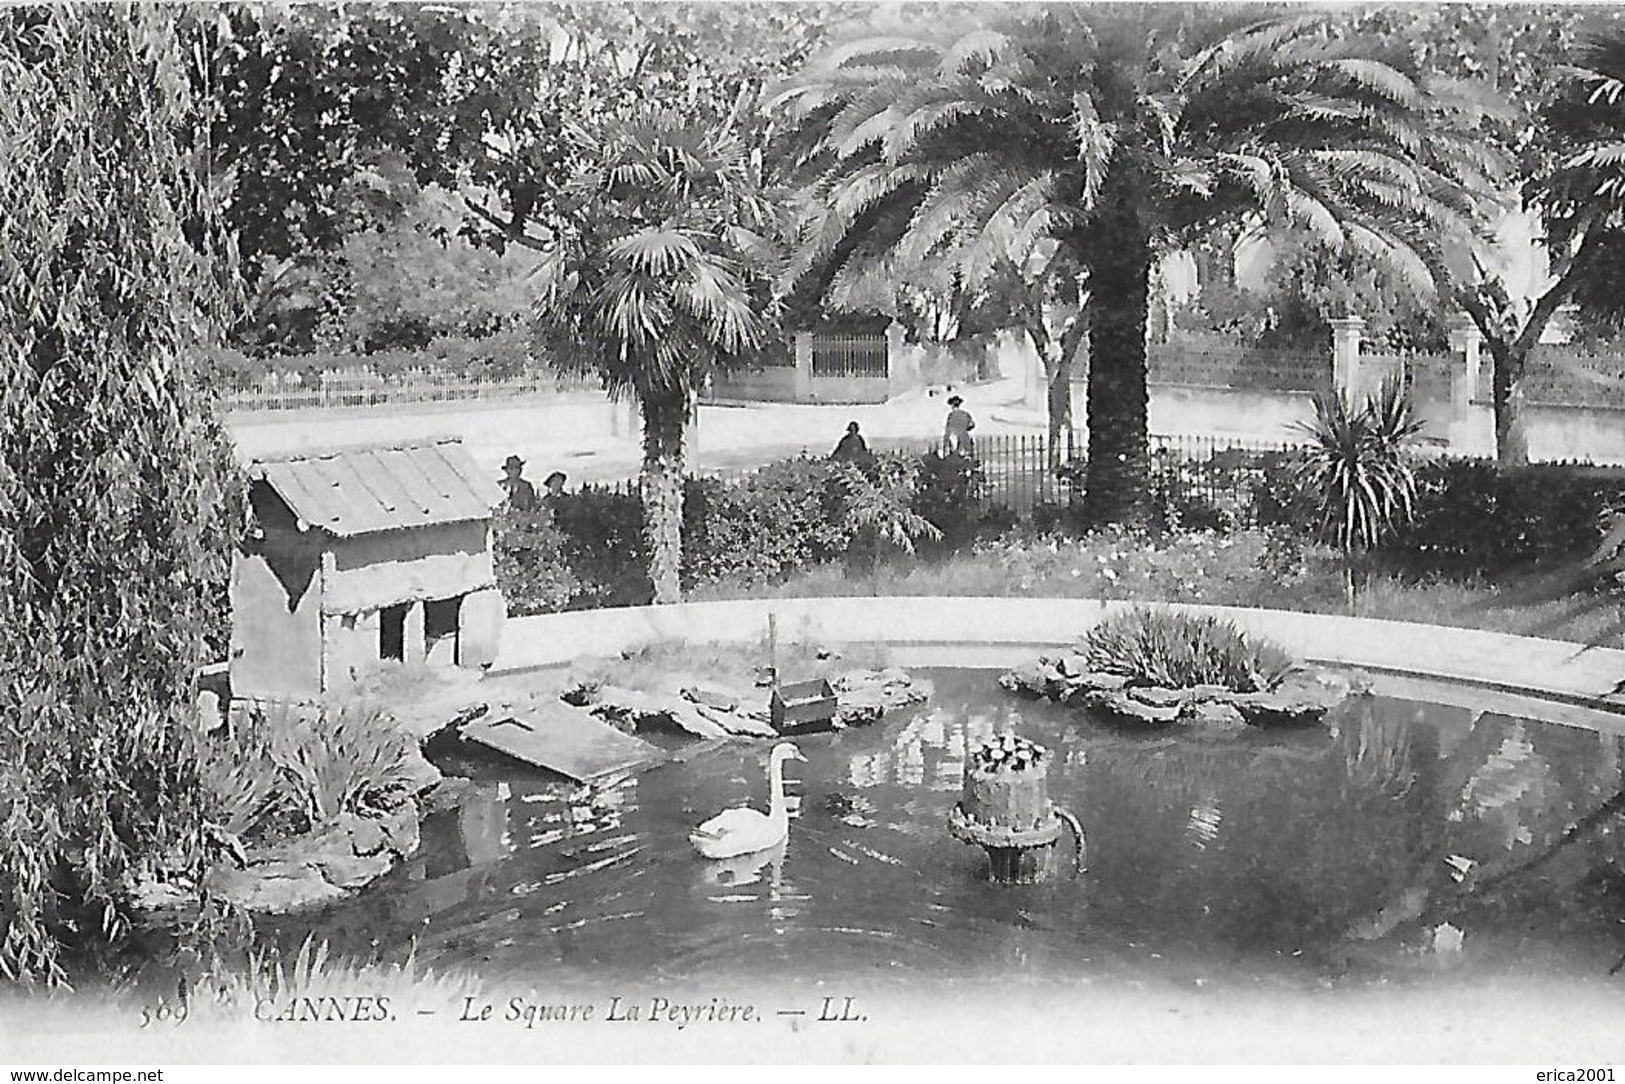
0, 9, 243, 983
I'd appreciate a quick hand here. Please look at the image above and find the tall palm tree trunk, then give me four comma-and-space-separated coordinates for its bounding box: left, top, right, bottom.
1081, 194, 1153, 527
640, 393, 688, 604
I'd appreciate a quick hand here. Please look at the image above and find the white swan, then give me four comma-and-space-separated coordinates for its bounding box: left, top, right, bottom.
690, 742, 806, 860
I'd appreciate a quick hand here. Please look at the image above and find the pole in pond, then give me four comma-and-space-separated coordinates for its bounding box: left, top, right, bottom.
949, 734, 1082, 884
766, 611, 779, 688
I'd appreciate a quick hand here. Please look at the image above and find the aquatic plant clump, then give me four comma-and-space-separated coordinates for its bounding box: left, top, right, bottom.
1081, 607, 1295, 693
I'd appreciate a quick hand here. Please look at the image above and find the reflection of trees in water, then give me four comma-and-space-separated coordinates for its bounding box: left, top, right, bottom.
1339, 701, 1420, 798
1340, 712, 1625, 961
1078, 713, 1427, 953
846, 695, 1033, 794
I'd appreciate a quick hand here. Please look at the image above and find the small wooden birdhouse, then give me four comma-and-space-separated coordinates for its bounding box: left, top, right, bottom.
769, 678, 837, 734
229, 437, 507, 702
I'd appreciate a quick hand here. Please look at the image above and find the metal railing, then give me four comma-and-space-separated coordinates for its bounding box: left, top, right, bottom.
682, 431, 1301, 524
224, 365, 599, 413
811, 332, 888, 380
1148, 341, 1330, 393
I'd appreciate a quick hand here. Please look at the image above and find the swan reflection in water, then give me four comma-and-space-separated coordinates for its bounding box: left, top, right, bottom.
699, 837, 787, 889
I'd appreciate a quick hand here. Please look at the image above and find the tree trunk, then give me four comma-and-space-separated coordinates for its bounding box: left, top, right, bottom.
1045, 349, 1070, 470
1081, 192, 1152, 527
1038, 317, 1089, 470
1488, 338, 1530, 468
640, 391, 688, 604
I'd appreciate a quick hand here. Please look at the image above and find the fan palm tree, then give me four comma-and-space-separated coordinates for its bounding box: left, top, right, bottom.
775, 7, 1504, 524
533, 107, 778, 602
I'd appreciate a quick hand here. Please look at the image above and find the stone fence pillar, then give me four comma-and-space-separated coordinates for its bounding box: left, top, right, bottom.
1330, 316, 1366, 401
1019, 329, 1045, 412
1447, 315, 1483, 419
793, 330, 814, 402
885, 322, 911, 398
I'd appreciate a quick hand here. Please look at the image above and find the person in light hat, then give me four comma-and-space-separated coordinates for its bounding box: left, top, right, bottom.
499, 454, 538, 512
943, 395, 976, 457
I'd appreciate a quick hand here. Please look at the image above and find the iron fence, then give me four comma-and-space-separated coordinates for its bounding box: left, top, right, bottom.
811, 332, 888, 379
1148, 341, 1330, 393
678, 431, 1302, 526
224, 365, 599, 413
1516, 347, 1625, 408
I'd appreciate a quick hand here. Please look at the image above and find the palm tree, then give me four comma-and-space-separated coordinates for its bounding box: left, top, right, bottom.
532, 108, 778, 602
776, 7, 1502, 524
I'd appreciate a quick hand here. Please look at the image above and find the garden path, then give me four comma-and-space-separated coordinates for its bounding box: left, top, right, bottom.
227, 377, 1040, 484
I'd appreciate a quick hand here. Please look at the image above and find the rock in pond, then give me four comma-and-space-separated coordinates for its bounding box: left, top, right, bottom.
832, 668, 931, 726
1000, 656, 1366, 730
1080, 689, 1183, 726
1228, 668, 1367, 728
206, 805, 421, 915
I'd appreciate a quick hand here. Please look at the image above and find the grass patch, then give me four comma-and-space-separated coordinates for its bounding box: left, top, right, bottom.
688, 527, 1625, 647
193, 936, 481, 1024
1081, 606, 1294, 692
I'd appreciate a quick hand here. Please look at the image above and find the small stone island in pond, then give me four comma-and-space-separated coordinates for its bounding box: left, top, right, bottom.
949, 734, 1073, 884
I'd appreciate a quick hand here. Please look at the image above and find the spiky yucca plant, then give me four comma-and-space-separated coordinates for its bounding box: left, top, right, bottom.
1294, 376, 1425, 610
1082, 606, 1295, 693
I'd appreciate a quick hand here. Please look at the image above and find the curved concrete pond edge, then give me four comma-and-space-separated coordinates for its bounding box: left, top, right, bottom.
493, 596, 1625, 720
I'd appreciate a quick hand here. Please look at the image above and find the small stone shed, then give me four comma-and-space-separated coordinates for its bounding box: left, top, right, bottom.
230, 437, 507, 701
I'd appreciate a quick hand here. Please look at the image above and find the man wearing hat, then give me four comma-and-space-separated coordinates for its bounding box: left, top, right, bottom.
500, 454, 539, 512
943, 395, 976, 457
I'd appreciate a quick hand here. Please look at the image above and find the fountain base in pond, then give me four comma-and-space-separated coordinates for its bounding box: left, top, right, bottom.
948, 802, 1066, 883
949, 734, 1081, 884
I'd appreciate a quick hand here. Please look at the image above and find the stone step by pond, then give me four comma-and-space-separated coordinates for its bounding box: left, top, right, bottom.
459, 700, 669, 784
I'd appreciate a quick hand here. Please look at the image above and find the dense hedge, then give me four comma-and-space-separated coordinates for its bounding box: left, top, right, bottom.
495, 446, 1625, 617
495, 451, 997, 614
1396, 459, 1625, 569
1256, 453, 1625, 571
1046, 449, 1625, 574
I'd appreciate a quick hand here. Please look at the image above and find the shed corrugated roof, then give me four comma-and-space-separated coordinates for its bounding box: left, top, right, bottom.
249, 438, 505, 538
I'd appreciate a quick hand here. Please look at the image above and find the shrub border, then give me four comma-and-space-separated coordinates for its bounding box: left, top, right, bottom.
493, 596, 1625, 718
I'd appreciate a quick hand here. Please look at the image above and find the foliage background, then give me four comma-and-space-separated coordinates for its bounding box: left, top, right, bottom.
0, 9, 244, 983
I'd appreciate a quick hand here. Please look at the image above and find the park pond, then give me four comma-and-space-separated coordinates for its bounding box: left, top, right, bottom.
289, 668, 1625, 995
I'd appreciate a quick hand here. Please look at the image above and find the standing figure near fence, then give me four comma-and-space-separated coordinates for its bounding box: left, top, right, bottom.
830, 420, 874, 466
500, 454, 539, 513
943, 395, 976, 457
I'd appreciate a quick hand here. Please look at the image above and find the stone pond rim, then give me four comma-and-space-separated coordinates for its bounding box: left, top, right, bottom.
493, 596, 1625, 718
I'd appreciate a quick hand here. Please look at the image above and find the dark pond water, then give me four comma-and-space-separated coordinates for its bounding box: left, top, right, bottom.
300, 670, 1625, 992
